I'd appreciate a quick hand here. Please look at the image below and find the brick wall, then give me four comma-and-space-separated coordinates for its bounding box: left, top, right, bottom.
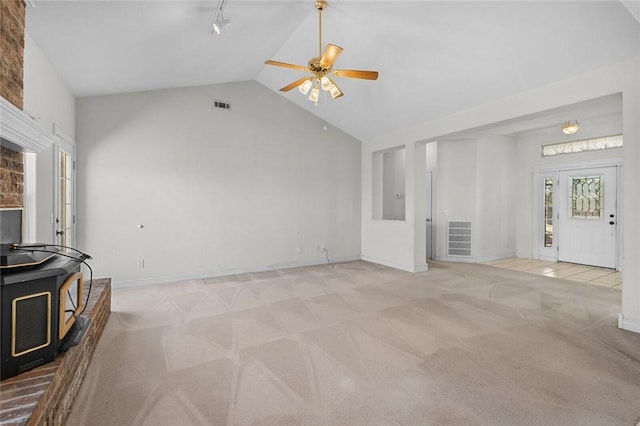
0, 146, 24, 208
1, 0, 25, 110
0, 0, 26, 209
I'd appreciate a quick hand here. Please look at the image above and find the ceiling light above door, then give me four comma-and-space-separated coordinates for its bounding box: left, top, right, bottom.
562, 120, 580, 135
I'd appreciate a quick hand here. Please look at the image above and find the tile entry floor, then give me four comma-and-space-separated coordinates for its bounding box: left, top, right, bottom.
484, 257, 622, 289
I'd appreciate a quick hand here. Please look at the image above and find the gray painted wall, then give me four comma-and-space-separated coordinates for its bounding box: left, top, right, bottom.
76, 81, 362, 283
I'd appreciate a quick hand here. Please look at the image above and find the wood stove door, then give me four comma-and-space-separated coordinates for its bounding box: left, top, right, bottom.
54, 139, 76, 248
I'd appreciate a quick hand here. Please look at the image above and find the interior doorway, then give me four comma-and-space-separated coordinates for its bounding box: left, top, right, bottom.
425, 141, 438, 261
426, 170, 434, 260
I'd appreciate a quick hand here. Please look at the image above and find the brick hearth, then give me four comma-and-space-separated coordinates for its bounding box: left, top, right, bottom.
0, 278, 111, 425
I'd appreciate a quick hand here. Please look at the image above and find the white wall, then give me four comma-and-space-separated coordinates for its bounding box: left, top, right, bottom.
435, 139, 476, 259
620, 60, 640, 331
382, 148, 406, 221
431, 136, 516, 262
76, 81, 362, 283
474, 135, 516, 261
23, 32, 76, 243
23, 33, 75, 137
361, 57, 640, 332
426, 142, 437, 170
362, 141, 420, 272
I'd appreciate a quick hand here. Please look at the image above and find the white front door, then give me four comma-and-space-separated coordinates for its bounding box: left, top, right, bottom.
54, 140, 75, 248
557, 166, 617, 268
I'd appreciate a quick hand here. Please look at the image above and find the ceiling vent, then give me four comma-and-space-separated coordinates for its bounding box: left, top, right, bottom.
213, 100, 231, 110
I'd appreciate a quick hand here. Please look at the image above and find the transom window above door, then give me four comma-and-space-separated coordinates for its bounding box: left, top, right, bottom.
541, 135, 622, 157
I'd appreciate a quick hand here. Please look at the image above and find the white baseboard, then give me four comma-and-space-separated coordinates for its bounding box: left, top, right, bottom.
414, 263, 429, 273
360, 255, 428, 273
252, 256, 362, 273
618, 314, 640, 334
434, 256, 477, 264
113, 255, 363, 288
473, 254, 517, 263
114, 272, 206, 288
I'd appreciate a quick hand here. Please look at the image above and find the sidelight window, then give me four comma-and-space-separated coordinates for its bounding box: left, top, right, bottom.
544, 178, 553, 247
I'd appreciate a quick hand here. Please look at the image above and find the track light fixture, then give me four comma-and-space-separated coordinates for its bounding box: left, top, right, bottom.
210, 0, 231, 36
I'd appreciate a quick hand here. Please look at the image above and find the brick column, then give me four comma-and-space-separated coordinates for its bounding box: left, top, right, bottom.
0, 0, 25, 110
0, 0, 26, 209
0, 146, 24, 208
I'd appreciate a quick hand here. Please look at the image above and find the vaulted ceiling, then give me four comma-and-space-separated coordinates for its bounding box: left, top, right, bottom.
26, 1, 640, 141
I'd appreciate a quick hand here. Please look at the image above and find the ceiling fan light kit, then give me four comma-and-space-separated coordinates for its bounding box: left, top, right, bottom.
265, 0, 378, 105
327, 77, 343, 99
298, 78, 313, 94
309, 84, 320, 103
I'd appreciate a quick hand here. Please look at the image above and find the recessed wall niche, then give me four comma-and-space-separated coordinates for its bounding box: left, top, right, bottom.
372, 145, 406, 221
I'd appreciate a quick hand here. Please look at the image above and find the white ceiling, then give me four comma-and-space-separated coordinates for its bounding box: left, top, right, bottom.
26, 1, 640, 141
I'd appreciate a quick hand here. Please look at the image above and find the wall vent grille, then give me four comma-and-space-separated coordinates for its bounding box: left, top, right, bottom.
213, 100, 231, 110
447, 221, 472, 257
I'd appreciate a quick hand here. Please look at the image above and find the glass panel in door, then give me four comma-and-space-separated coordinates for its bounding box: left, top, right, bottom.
56, 149, 74, 248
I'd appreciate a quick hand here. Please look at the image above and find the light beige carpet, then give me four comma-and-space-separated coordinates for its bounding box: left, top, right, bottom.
67, 260, 640, 425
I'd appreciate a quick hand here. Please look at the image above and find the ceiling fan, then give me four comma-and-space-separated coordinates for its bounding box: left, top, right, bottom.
264, 0, 379, 105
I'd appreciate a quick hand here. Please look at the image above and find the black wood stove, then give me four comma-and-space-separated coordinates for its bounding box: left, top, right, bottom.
1, 243, 91, 381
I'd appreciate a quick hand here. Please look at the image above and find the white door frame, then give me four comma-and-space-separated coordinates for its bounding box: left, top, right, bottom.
426, 170, 435, 260
532, 169, 559, 262
52, 124, 77, 248
532, 158, 623, 270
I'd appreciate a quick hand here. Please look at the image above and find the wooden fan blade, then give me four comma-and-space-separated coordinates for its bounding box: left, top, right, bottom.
264, 60, 309, 72
333, 69, 379, 80
279, 76, 312, 92
319, 44, 343, 69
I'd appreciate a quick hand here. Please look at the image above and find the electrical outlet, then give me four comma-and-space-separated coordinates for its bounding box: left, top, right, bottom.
137, 260, 145, 268
316, 246, 322, 252
297, 247, 303, 254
